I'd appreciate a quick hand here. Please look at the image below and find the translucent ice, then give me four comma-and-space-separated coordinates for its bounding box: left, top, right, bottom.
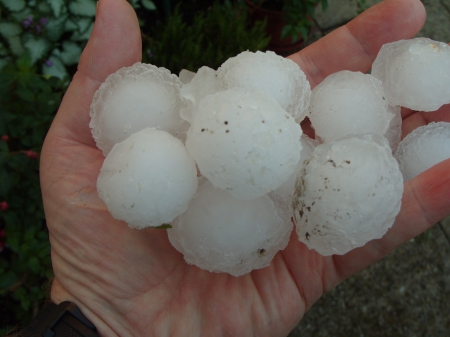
372, 38, 450, 112
292, 134, 403, 256
180, 66, 223, 123
217, 51, 311, 122
179, 69, 196, 84
383, 104, 402, 153
394, 122, 450, 181
186, 88, 302, 200
167, 179, 292, 276
309, 71, 393, 142
90, 63, 188, 155
97, 128, 198, 229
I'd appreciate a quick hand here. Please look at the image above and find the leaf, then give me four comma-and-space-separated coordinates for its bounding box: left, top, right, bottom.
7, 36, 24, 56
154, 224, 172, 229
45, 14, 68, 41
0, 271, 18, 290
46, 0, 65, 18
28, 257, 41, 273
141, 0, 156, 10
42, 56, 67, 80
0, 22, 22, 39
71, 20, 94, 41
0, 58, 8, 71
59, 41, 82, 65
0, 0, 25, 12
23, 36, 50, 64
69, 0, 96, 17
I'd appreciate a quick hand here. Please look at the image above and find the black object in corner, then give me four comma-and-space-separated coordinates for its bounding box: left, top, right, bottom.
19, 301, 99, 337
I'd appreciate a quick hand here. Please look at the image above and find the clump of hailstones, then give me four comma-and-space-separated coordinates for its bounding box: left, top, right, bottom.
372, 37, 450, 112
90, 63, 188, 155
308, 70, 394, 143
217, 50, 311, 122
167, 179, 292, 277
292, 134, 403, 256
185, 88, 302, 200
394, 122, 450, 181
97, 128, 198, 229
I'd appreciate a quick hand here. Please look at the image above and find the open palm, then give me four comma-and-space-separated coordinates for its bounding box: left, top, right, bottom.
40, 0, 450, 336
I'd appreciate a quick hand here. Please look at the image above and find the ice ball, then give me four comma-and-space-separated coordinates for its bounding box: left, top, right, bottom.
394, 122, 450, 181
167, 179, 292, 276
186, 88, 302, 200
292, 134, 403, 256
217, 51, 311, 122
97, 128, 198, 229
90, 63, 188, 155
309, 71, 392, 142
372, 38, 450, 112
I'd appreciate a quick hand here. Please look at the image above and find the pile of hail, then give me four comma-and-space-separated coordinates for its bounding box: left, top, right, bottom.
90, 37, 450, 276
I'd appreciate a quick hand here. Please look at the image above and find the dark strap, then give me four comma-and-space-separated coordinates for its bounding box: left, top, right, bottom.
20, 302, 99, 337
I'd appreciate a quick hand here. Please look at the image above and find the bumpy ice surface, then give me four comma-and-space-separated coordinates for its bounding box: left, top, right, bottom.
217, 51, 311, 122
395, 122, 450, 181
186, 88, 302, 200
90, 63, 188, 155
97, 128, 198, 229
292, 134, 403, 256
372, 38, 450, 112
309, 71, 393, 142
167, 179, 292, 276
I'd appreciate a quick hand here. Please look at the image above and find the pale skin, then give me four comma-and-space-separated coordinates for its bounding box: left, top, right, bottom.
40, 0, 450, 336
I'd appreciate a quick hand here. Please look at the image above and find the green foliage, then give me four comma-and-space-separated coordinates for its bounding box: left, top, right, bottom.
0, 55, 64, 334
145, 1, 270, 74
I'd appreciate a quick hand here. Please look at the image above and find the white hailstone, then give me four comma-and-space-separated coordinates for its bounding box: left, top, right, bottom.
217, 51, 311, 122
179, 69, 196, 84
179, 66, 223, 123
97, 128, 198, 229
90, 62, 188, 155
292, 134, 403, 256
167, 179, 292, 276
394, 122, 450, 181
383, 104, 402, 153
372, 38, 450, 112
274, 134, 318, 198
186, 88, 302, 200
309, 71, 393, 143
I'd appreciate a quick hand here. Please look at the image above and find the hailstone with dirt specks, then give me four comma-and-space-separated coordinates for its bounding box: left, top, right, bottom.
372, 38, 450, 111
90, 63, 188, 155
292, 134, 403, 256
186, 88, 302, 200
395, 122, 450, 181
167, 179, 292, 276
97, 128, 198, 229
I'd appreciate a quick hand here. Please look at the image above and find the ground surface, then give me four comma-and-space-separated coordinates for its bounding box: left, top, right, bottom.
288, 1, 450, 336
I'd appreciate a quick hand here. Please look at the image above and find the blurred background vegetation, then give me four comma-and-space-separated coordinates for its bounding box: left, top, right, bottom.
0, 0, 272, 333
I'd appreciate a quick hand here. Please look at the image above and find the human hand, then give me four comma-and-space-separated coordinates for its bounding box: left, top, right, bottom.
40, 0, 450, 336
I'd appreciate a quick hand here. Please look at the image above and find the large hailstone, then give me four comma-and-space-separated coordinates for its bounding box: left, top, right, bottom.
292, 134, 403, 256
90, 63, 188, 155
217, 51, 311, 122
309, 71, 393, 142
167, 179, 292, 276
372, 38, 450, 112
97, 128, 198, 229
394, 122, 450, 181
186, 88, 302, 200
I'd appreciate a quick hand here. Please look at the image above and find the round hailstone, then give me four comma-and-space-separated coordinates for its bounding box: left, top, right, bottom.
292, 134, 403, 256
309, 71, 393, 143
383, 104, 402, 153
372, 38, 450, 112
90, 62, 188, 156
167, 179, 292, 276
394, 122, 450, 181
97, 128, 198, 229
186, 88, 302, 200
180, 66, 223, 123
217, 51, 311, 122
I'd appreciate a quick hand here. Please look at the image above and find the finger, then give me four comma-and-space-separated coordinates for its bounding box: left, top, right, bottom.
402, 104, 450, 138
332, 158, 450, 282
288, 0, 426, 88
47, 0, 142, 147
